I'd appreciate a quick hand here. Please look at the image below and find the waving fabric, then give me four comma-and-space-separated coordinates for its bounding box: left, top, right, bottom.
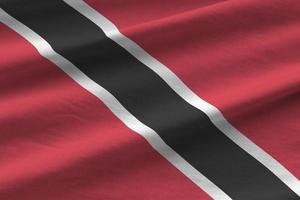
0, 0, 299, 199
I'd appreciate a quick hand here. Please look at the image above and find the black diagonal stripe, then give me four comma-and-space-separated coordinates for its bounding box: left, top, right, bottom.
1, 1, 298, 199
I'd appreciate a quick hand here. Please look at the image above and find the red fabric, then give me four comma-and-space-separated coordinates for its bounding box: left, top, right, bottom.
0, 24, 211, 200
85, 0, 300, 178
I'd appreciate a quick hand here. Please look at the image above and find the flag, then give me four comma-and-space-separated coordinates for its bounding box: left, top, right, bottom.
0, 0, 299, 199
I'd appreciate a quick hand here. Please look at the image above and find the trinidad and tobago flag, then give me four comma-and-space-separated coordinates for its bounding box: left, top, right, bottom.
0, 1, 300, 199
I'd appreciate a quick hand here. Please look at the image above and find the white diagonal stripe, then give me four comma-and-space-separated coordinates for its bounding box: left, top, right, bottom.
0, 8, 231, 200
63, 0, 300, 196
